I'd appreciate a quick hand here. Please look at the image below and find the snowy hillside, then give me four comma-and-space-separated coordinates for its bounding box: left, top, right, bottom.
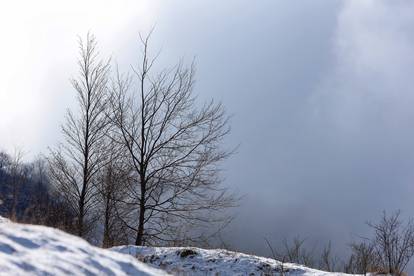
0, 217, 358, 276
0, 218, 167, 276
112, 246, 354, 276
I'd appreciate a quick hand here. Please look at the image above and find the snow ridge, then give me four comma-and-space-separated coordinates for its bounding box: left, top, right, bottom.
112, 245, 355, 276
0, 218, 167, 276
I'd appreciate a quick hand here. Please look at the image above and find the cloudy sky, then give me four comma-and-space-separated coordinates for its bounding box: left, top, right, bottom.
2, 0, 414, 269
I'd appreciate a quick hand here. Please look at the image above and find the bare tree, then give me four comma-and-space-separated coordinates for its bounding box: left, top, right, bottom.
97, 144, 131, 247
0, 152, 10, 170
0, 151, 11, 210
0, 152, 10, 208
346, 240, 377, 275
264, 237, 288, 275
343, 253, 356, 274
319, 241, 341, 272
367, 210, 414, 275
48, 33, 111, 238
7, 148, 27, 221
22, 156, 50, 224
109, 32, 236, 246
275, 236, 315, 268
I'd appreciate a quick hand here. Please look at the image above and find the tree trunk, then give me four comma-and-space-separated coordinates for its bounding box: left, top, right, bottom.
102, 195, 111, 248
78, 195, 85, 237
135, 176, 146, 246
135, 205, 145, 245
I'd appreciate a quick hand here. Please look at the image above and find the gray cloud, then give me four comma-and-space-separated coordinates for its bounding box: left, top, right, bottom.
2, 0, 414, 272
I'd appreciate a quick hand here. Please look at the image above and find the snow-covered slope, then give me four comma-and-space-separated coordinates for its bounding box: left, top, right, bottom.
112, 246, 354, 276
0, 218, 167, 276
0, 217, 356, 276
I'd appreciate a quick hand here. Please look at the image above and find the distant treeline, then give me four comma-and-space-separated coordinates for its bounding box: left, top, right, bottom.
0, 151, 75, 232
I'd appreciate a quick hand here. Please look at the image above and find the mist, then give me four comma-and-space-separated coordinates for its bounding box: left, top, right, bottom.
1, 0, 414, 273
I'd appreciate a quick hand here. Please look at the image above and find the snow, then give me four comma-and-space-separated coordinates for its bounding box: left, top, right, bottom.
111, 246, 356, 276
0, 217, 358, 275
0, 217, 168, 276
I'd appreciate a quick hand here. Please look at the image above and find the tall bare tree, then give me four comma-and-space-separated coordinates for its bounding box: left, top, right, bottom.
109, 32, 236, 246
48, 33, 110, 238
367, 210, 414, 275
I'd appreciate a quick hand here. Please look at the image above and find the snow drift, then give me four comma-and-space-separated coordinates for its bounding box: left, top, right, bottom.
112, 245, 353, 276
0, 218, 167, 276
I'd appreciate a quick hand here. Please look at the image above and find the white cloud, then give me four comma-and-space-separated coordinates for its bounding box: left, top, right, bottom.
0, 0, 159, 157
312, 0, 414, 135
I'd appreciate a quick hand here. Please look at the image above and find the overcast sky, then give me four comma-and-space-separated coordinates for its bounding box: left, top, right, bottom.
1, 0, 414, 270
